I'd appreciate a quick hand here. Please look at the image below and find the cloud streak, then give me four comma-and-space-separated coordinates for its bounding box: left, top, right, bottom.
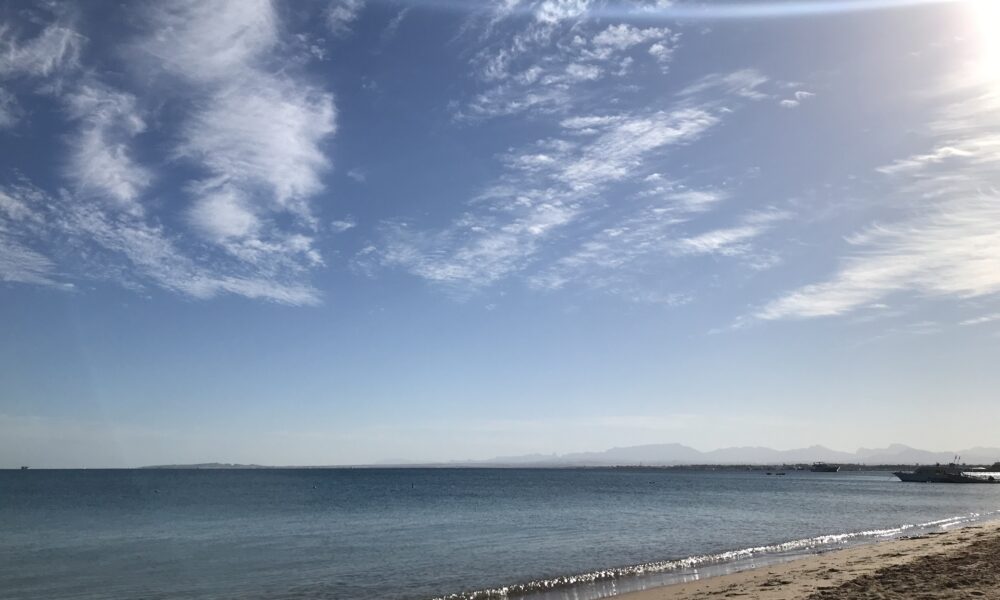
375, 67, 775, 297
758, 71, 1000, 321
376, 105, 721, 289
758, 195, 1000, 320
410, 0, 963, 22
0, 236, 59, 286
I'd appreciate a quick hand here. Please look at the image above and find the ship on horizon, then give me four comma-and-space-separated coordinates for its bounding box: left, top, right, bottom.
894, 458, 999, 483
810, 462, 840, 472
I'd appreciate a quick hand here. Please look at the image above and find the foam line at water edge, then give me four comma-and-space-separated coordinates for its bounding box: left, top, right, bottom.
430, 510, 999, 600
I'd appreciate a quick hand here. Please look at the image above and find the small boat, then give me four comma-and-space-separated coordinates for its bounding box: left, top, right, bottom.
894, 463, 999, 484
20, 466, 29, 470
810, 462, 840, 472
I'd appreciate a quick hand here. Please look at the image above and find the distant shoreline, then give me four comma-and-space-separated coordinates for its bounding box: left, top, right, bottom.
11, 442, 999, 471
6, 462, 995, 471
135, 462, 1000, 471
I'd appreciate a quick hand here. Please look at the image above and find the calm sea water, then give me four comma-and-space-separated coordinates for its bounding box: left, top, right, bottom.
2, 468, 999, 600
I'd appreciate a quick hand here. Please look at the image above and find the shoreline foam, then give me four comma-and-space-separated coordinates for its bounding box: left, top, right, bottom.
618, 518, 1000, 600
431, 512, 1000, 600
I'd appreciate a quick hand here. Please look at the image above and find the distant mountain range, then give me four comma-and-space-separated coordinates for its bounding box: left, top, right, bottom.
142, 462, 268, 469
465, 443, 1000, 467
139, 444, 1000, 469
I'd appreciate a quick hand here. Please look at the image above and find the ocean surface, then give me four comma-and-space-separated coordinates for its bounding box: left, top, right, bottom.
2, 468, 999, 600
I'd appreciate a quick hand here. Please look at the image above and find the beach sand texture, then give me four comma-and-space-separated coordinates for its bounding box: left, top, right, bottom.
619, 520, 1000, 600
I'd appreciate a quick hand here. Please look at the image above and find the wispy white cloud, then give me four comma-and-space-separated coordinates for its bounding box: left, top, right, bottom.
758, 73, 1000, 320
533, 0, 591, 23
563, 62, 602, 82
672, 224, 767, 257
528, 206, 680, 292
648, 41, 674, 66
659, 189, 729, 213
0, 19, 81, 78
550, 108, 719, 190
531, 201, 784, 298
141, 1, 335, 210
63, 81, 151, 214
560, 114, 623, 130
176, 73, 335, 213
875, 145, 975, 175
0, 176, 322, 304
326, 0, 366, 38
376, 199, 579, 289
0, 181, 61, 287
461, 3, 680, 118
0, 17, 84, 288
758, 196, 1000, 320
65, 204, 321, 304
0, 1, 337, 305
375, 106, 719, 289
186, 184, 260, 241
347, 168, 367, 183
779, 90, 815, 108
0, 236, 59, 286
376, 70, 768, 295
0, 87, 21, 128
0, 188, 40, 223
0, 9, 83, 130
330, 218, 357, 233
680, 69, 770, 101
139, 0, 277, 82
591, 23, 673, 54
380, 7, 411, 43
135, 0, 336, 291
960, 313, 1000, 326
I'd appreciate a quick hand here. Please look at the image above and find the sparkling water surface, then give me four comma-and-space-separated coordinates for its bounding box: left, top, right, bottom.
2, 468, 998, 600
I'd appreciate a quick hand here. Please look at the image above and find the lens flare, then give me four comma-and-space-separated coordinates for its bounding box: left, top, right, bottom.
614, 0, 965, 21
405, 0, 967, 22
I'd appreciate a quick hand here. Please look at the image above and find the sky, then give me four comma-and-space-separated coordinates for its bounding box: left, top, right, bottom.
1, 0, 999, 468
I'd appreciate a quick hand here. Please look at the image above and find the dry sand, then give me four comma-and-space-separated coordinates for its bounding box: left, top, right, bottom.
617, 520, 1000, 600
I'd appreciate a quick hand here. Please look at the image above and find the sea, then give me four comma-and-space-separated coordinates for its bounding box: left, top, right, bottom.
2, 468, 999, 600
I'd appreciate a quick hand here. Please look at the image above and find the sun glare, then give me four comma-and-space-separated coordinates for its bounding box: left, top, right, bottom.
970, 0, 1000, 81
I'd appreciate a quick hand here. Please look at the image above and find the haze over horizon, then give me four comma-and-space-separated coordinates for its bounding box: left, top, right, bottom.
11, 439, 1000, 470
136, 441, 1000, 470
3, 0, 1000, 469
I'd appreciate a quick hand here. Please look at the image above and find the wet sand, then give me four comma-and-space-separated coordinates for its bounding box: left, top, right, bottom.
618, 520, 1000, 600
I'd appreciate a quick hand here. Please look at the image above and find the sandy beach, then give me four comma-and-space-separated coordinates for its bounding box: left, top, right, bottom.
619, 520, 1000, 600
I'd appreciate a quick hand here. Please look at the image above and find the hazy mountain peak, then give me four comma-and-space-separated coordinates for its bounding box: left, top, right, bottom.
475, 443, 1000, 467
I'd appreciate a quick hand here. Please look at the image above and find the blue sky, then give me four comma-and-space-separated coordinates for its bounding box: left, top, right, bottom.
2, 0, 999, 467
